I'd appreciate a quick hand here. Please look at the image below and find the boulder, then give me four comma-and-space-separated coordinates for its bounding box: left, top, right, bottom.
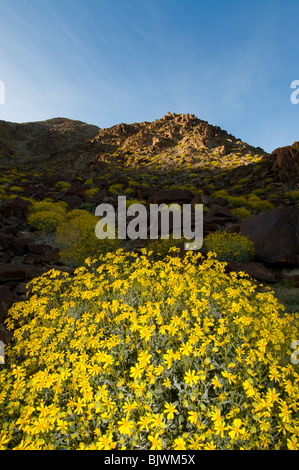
27, 243, 53, 255
205, 204, 236, 224
0, 233, 14, 251
0, 324, 13, 344
0, 285, 15, 323
0, 197, 31, 218
62, 194, 83, 209
13, 282, 28, 295
271, 142, 299, 181
282, 269, 299, 287
0, 224, 19, 235
240, 206, 299, 266
9, 237, 31, 256
65, 183, 86, 200
149, 189, 194, 204
0, 263, 47, 282
223, 223, 240, 233
226, 261, 277, 283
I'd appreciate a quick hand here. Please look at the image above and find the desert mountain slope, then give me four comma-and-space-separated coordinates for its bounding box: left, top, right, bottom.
0, 112, 298, 201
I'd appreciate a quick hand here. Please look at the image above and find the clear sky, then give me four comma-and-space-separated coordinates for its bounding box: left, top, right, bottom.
0, 0, 298, 153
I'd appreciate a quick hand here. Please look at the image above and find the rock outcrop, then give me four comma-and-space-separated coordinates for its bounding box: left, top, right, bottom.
240, 206, 299, 266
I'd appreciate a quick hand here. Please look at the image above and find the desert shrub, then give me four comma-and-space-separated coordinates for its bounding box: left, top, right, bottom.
247, 196, 274, 212
128, 180, 139, 188
231, 184, 242, 191
231, 207, 251, 219
212, 189, 229, 200
285, 191, 299, 201
125, 199, 146, 208
265, 184, 275, 192
28, 200, 67, 216
85, 187, 100, 199
55, 181, 71, 192
0, 177, 12, 184
27, 210, 65, 233
227, 196, 248, 208
9, 186, 24, 193
1, 250, 299, 450
124, 188, 135, 196
239, 178, 249, 185
251, 188, 264, 196
56, 210, 122, 267
79, 202, 93, 211
203, 232, 255, 262
109, 184, 123, 195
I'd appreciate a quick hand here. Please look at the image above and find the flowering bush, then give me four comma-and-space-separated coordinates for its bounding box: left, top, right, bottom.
203, 232, 255, 262
1, 249, 298, 450
55, 181, 71, 192
231, 207, 251, 219
247, 195, 274, 212
85, 187, 100, 199
109, 184, 123, 195
28, 200, 68, 215
27, 210, 65, 233
285, 191, 299, 201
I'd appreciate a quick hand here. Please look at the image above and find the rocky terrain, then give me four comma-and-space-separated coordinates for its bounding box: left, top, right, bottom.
1, 112, 299, 344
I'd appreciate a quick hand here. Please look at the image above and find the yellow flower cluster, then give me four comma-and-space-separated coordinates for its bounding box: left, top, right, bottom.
0, 249, 298, 450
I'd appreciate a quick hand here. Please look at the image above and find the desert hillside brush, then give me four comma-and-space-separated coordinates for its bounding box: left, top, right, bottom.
27, 210, 65, 233
85, 187, 100, 199
28, 200, 68, 216
55, 209, 122, 267
231, 207, 251, 220
1, 249, 298, 450
285, 191, 299, 201
203, 232, 255, 262
27, 200, 68, 233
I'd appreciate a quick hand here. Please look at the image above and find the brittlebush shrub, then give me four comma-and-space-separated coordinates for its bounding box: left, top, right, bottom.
285, 191, 299, 201
203, 232, 255, 262
27, 200, 68, 233
27, 211, 65, 233
1, 249, 299, 450
28, 200, 68, 215
231, 207, 251, 220
85, 187, 100, 199
55, 210, 121, 267
247, 196, 274, 212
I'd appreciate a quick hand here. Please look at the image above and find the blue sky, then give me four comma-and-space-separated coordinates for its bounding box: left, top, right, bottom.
0, 0, 298, 153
